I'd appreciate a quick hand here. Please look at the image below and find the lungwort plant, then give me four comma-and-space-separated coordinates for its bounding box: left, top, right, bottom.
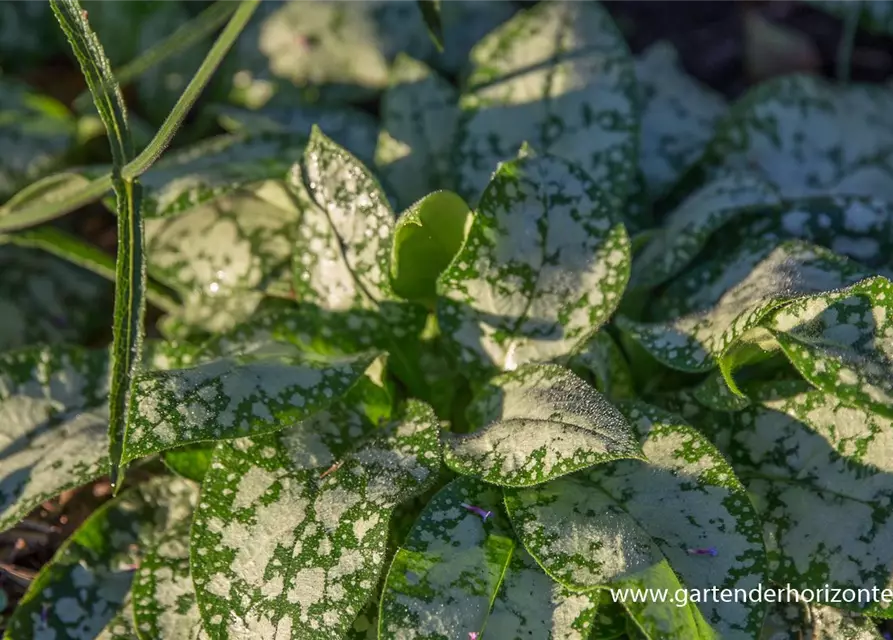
2, 0, 893, 638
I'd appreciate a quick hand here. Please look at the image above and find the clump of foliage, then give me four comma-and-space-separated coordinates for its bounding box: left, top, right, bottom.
1, 0, 893, 638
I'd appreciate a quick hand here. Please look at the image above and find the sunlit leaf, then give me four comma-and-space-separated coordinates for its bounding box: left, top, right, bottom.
191, 398, 440, 638
438, 151, 630, 378
506, 402, 768, 639
445, 364, 643, 487
456, 0, 637, 207
4, 477, 198, 639
376, 55, 458, 209
163, 444, 214, 483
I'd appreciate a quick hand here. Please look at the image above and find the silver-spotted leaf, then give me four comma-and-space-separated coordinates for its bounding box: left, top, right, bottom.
760, 600, 884, 640
132, 519, 207, 640
445, 363, 643, 487
635, 41, 726, 201
0, 78, 74, 198
505, 403, 768, 639
699, 74, 893, 201
95, 597, 137, 640
456, 0, 637, 207
619, 239, 872, 372
191, 399, 440, 639
0, 345, 109, 532
378, 476, 515, 639
438, 151, 631, 378
701, 384, 893, 616
122, 303, 378, 462
768, 276, 893, 418
3, 477, 198, 640
375, 55, 458, 210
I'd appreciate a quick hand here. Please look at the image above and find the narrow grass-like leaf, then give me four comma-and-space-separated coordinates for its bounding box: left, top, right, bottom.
191, 398, 440, 638
445, 364, 643, 487
376, 55, 458, 209
3, 477, 198, 640
506, 403, 768, 639
438, 151, 631, 378
768, 276, 893, 418
389, 191, 471, 306
0, 345, 109, 532
699, 383, 893, 616
417, 0, 443, 51
619, 239, 872, 372
456, 0, 638, 207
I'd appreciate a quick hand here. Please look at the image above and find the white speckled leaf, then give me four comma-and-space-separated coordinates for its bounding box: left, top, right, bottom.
619, 239, 872, 372
760, 600, 884, 640
631, 172, 781, 289
634, 41, 726, 201
375, 55, 458, 209
768, 276, 893, 418
293, 126, 396, 309
456, 0, 637, 207
702, 383, 893, 616
0, 78, 74, 198
132, 519, 207, 640
505, 402, 768, 639
4, 477, 198, 640
95, 597, 137, 640
191, 399, 440, 639
0, 344, 109, 532
136, 134, 306, 219
214, 104, 378, 165
0, 245, 111, 351
146, 178, 303, 336
438, 151, 631, 378
699, 75, 893, 201
445, 364, 643, 487
568, 330, 636, 401
122, 302, 378, 463
378, 477, 515, 639
808, 0, 893, 37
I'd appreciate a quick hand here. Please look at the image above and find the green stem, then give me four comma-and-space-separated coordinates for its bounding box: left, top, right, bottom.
837, 1, 860, 84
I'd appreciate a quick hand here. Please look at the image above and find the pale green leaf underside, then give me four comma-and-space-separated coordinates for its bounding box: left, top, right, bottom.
456, 0, 637, 207
122, 303, 378, 463
702, 384, 893, 616
0, 344, 109, 532
768, 276, 893, 418
634, 41, 726, 201
191, 399, 440, 639
438, 152, 631, 377
375, 54, 458, 210
4, 477, 198, 640
760, 600, 884, 640
505, 402, 768, 639
619, 239, 872, 372
700, 74, 893, 201
445, 363, 643, 487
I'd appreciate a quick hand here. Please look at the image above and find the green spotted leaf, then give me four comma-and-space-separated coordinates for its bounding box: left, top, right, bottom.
96, 596, 138, 640
163, 444, 214, 483
444, 364, 643, 487
3, 476, 198, 640
0, 244, 111, 351
768, 276, 893, 418
191, 398, 440, 639
122, 302, 378, 463
634, 41, 726, 202
0, 78, 75, 198
214, 104, 378, 165
132, 519, 207, 640
701, 384, 893, 616
808, 0, 893, 38
619, 239, 872, 372
389, 190, 471, 306
375, 55, 458, 210
568, 330, 636, 401
505, 403, 768, 639
760, 600, 884, 640
697, 75, 893, 201
0, 344, 109, 532
456, 0, 637, 207
438, 151, 631, 378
